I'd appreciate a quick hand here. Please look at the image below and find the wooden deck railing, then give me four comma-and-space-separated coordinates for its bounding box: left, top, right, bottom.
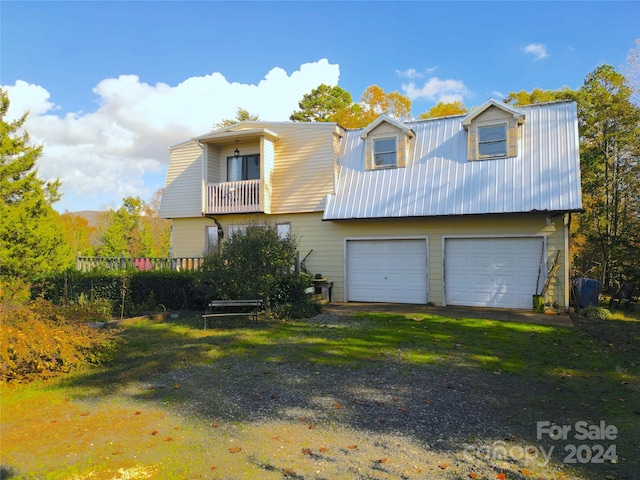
205, 179, 261, 214
76, 256, 204, 272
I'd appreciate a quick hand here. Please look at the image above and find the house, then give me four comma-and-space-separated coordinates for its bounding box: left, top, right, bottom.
159, 99, 582, 311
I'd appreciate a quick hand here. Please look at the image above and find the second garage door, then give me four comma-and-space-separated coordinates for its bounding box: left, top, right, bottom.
346, 239, 428, 304
445, 237, 543, 309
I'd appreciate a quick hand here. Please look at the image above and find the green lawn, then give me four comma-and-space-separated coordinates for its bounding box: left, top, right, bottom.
2, 311, 638, 479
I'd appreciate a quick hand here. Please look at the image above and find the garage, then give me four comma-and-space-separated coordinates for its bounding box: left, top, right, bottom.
445, 237, 544, 309
346, 239, 428, 304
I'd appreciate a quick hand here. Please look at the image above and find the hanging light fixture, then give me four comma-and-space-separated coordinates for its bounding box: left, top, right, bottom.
234, 140, 240, 158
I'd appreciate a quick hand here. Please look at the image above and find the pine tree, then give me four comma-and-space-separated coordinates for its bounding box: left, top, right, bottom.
0, 89, 71, 277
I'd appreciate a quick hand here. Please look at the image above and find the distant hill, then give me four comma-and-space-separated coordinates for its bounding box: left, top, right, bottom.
63, 210, 104, 228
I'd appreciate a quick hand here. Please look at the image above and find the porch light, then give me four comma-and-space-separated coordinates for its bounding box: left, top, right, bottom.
234, 140, 240, 158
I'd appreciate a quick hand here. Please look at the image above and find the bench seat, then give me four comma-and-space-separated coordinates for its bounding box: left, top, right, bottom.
202, 299, 264, 328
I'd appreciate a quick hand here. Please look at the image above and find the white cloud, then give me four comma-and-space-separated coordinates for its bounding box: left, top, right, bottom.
396, 68, 423, 79
401, 77, 469, 103
396, 66, 438, 79
2, 59, 340, 212
523, 43, 548, 60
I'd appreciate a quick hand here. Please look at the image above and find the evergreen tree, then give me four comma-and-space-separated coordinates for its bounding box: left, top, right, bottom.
0, 89, 71, 277
214, 107, 260, 129
289, 84, 353, 122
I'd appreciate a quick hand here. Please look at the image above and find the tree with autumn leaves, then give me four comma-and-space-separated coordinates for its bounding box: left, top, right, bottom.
290, 84, 413, 128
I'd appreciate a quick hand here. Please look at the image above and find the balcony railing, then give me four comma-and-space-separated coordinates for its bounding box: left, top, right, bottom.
205, 179, 261, 214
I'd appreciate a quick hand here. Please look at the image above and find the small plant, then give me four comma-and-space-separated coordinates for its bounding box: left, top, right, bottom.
581, 306, 612, 320
1, 297, 119, 383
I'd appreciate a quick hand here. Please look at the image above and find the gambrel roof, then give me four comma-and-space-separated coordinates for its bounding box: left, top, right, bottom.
323, 100, 582, 220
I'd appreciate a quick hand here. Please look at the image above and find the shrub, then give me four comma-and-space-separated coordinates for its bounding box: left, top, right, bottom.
0, 297, 119, 383
32, 269, 204, 316
199, 224, 313, 317
581, 306, 612, 320
271, 273, 321, 319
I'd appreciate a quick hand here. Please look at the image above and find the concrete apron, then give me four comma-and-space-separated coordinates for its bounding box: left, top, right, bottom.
322, 302, 574, 328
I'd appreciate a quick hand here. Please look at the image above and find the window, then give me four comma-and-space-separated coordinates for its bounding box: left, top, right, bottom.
227, 154, 260, 181
205, 226, 219, 254
226, 224, 248, 238
478, 124, 507, 158
373, 138, 397, 167
275, 222, 291, 240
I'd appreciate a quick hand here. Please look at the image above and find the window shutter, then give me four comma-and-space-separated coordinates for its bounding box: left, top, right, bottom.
397, 136, 406, 168
468, 128, 476, 161
365, 139, 372, 170
508, 124, 518, 157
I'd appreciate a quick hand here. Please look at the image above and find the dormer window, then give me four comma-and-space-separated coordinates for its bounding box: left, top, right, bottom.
373, 137, 397, 168
462, 99, 525, 161
478, 124, 507, 158
360, 115, 415, 171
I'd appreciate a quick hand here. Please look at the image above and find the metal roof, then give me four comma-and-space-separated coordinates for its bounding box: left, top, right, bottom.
323, 101, 582, 220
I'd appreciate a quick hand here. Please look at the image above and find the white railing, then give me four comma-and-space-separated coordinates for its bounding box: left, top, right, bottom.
205, 179, 261, 214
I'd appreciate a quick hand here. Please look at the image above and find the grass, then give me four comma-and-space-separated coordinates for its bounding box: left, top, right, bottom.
2, 311, 639, 479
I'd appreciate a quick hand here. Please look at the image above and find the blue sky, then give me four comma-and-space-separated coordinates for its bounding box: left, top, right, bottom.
1, 1, 638, 213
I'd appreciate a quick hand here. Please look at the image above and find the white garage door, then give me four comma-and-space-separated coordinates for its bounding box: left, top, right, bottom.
346, 239, 428, 304
445, 237, 543, 309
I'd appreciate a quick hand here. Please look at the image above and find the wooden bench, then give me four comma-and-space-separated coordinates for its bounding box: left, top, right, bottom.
202, 299, 264, 329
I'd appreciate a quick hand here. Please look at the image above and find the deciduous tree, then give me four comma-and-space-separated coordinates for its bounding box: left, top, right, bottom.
96, 194, 170, 258
503, 87, 577, 106
333, 85, 412, 128
575, 65, 640, 286
419, 101, 468, 119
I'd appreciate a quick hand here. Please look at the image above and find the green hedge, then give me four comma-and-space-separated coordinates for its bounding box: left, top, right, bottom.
32, 269, 205, 316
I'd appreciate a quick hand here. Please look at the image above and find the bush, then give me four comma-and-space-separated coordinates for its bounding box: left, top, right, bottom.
32, 269, 204, 316
0, 297, 119, 383
199, 224, 315, 318
271, 273, 321, 319
581, 306, 612, 320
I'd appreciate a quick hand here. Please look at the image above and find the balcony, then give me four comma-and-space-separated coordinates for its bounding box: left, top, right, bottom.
205, 179, 261, 214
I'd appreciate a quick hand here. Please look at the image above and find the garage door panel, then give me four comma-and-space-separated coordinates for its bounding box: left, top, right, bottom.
445, 237, 543, 309
347, 239, 427, 304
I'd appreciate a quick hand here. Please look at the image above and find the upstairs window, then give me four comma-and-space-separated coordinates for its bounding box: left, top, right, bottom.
478, 124, 507, 158
373, 138, 397, 168
227, 154, 260, 181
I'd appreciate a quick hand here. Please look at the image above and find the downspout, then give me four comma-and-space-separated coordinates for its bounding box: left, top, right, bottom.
203, 213, 224, 245
564, 213, 571, 312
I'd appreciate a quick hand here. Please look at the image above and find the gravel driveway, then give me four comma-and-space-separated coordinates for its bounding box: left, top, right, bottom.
134, 313, 616, 480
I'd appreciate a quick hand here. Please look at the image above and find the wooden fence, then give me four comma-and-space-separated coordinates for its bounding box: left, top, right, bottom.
76, 256, 204, 272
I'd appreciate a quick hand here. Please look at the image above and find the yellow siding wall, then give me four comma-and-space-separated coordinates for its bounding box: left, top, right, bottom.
262, 138, 275, 214
171, 212, 569, 309
159, 141, 204, 218
269, 124, 338, 213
